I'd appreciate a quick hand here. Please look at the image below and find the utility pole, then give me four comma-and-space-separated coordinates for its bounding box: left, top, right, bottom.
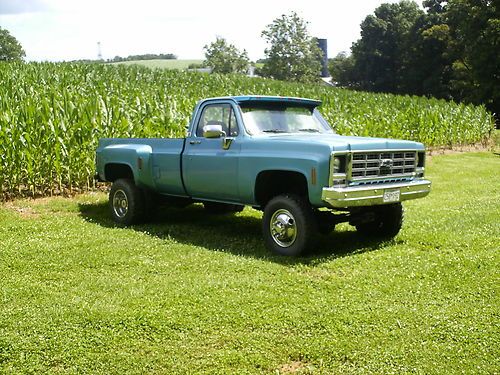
97, 41, 102, 60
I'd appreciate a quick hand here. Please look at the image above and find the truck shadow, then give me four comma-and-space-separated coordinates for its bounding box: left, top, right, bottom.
78, 202, 395, 265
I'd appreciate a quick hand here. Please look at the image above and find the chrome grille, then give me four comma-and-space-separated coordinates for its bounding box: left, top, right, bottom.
350, 151, 417, 179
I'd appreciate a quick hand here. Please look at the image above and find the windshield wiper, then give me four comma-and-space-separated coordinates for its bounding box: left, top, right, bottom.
298, 128, 320, 133
262, 129, 288, 133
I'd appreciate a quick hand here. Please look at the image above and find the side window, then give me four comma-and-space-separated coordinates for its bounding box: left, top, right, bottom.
196, 104, 239, 137
228, 108, 238, 136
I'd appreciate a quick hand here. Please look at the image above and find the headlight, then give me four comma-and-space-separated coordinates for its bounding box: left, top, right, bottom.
331, 154, 347, 187
333, 157, 341, 173
332, 155, 346, 173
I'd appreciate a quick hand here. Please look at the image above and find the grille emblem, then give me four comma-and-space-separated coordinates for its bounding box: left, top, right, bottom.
379, 159, 393, 168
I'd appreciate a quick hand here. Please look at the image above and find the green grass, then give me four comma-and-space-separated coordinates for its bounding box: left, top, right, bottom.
493, 129, 500, 152
1, 153, 499, 374
110, 59, 204, 70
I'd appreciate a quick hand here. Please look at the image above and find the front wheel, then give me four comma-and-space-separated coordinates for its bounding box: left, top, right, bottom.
355, 203, 403, 238
262, 194, 318, 256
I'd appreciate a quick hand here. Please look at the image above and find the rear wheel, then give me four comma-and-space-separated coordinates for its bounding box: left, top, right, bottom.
355, 203, 403, 238
109, 179, 145, 225
262, 194, 318, 256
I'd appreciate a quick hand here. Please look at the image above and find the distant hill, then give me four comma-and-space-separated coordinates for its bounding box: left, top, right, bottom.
110, 59, 204, 70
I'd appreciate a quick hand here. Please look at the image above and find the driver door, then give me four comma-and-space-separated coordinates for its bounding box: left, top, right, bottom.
182, 102, 241, 202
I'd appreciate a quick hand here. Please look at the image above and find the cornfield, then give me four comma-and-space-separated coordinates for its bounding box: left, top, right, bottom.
0, 62, 495, 198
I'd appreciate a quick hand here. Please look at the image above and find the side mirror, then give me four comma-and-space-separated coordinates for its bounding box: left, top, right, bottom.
203, 124, 225, 138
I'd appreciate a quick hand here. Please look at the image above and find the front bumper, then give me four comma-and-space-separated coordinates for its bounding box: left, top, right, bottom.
322, 179, 431, 208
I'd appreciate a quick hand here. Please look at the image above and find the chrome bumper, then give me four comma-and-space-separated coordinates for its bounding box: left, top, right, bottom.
322, 179, 431, 208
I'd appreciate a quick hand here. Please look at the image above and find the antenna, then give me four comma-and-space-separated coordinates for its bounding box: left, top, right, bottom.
97, 42, 102, 60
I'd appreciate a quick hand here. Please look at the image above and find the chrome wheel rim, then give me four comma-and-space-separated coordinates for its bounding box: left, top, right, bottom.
112, 189, 128, 218
270, 209, 297, 247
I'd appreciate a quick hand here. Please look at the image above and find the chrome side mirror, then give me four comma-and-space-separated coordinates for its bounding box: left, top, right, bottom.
203, 124, 225, 138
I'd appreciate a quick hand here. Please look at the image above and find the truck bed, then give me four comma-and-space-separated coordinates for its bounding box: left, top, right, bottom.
96, 138, 187, 196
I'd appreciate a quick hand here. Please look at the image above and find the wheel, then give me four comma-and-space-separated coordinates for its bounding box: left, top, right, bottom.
109, 178, 145, 225
262, 194, 318, 256
203, 202, 244, 214
355, 203, 403, 238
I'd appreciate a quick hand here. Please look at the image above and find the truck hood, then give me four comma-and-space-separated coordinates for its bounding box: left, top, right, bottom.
255, 133, 425, 151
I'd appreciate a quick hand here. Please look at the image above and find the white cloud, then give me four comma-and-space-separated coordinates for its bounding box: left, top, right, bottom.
0, 0, 401, 61
0, 0, 49, 14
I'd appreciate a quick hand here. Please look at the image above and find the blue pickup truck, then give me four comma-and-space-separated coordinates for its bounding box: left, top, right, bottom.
96, 96, 431, 256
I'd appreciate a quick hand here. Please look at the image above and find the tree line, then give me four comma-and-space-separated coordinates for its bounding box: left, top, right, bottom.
108, 53, 177, 62
330, 0, 499, 119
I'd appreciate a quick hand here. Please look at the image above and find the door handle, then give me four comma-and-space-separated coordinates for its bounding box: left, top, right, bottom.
189, 140, 201, 145
222, 137, 234, 150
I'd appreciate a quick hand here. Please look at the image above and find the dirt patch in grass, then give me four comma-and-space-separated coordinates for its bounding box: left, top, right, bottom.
1, 183, 110, 203
2, 197, 66, 218
4, 201, 40, 219
428, 132, 500, 155
278, 361, 310, 374
428, 144, 491, 155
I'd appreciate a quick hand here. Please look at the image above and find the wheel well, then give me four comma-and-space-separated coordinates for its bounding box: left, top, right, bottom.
105, 163, 134, 182
255, 170, 308, 207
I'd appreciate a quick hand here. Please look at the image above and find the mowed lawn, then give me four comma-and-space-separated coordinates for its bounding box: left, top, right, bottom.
0, 152, 498, 374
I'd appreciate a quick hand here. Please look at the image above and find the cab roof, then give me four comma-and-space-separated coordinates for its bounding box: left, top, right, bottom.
199, 95, 322, 108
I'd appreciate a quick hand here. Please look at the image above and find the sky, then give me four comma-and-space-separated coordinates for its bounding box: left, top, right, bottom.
0, 0, 401, 62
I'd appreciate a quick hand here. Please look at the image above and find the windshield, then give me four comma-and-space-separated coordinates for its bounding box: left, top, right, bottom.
239, 105, 334, 135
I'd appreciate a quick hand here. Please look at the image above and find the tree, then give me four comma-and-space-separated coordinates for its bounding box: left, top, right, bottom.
327, 0, 498, 121
203, 37, 249, 74
0, 27, 25, 61
446, 0, 499, 117
260, 12, 323, 83
350, 1, 424, 93
402, 1, 454, 98
328, 52, 357, 87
